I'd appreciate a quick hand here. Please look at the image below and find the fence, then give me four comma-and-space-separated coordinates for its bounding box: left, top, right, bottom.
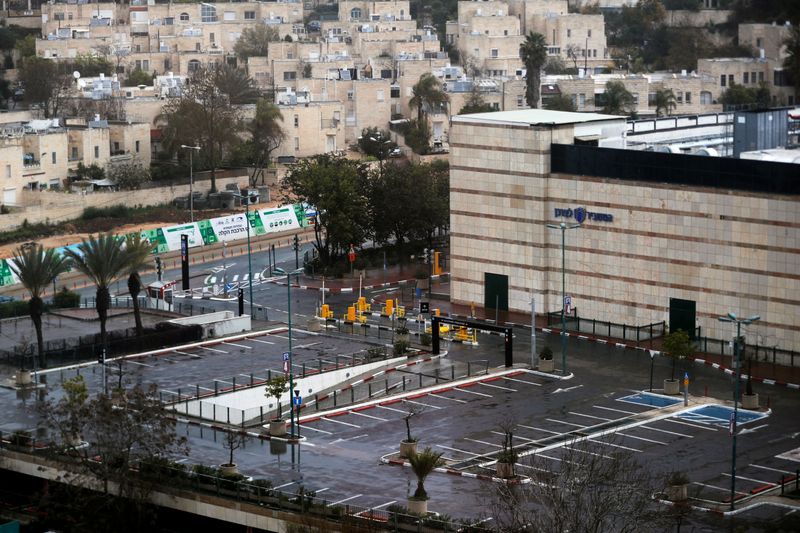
692, 327, 799, 368
545, 311, 666, 344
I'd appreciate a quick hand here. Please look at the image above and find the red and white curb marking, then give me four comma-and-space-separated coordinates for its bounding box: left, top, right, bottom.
268, 273, 449, 294
380, 453, 530, 485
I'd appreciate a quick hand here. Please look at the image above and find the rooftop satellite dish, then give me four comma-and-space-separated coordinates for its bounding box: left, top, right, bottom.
73, 70, 81, 79
77, 79, 86, 88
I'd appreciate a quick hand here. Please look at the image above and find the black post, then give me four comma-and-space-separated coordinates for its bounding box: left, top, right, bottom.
504, 327, 513, 367
294, 234, 300, 269
432, 316, 441, 355
180, 234, 190, 291
238, 288, 244, 316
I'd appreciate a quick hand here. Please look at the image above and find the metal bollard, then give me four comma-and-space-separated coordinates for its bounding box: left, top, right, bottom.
403, 376, 406, 391
351, 387, 355, 403
368, 383, 372, 398
333, 390, 337, 406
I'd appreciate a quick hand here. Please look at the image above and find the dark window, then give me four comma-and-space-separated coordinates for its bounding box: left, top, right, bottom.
244, 11, 255, 20
390, 86, 400, 98
284, 71, 297, 81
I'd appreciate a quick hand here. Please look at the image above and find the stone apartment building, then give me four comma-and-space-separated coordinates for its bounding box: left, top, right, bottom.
0, 118, 149, 206
698, 57, 796, 107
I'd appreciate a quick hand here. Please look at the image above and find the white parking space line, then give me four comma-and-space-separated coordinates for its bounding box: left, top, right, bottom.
503, 377, 542, 387
349, 411, 389, 422
331, 494, 362, 506
223, 341, 252, 349
692, 482, 748, 495
371, 501, 397, 510
254, 272, 261, 280
332, 434, 369, 444
565, 447, 613, 460
173, 350, 202, 359
532, 453, 562, 462
430, 393, 467, 403
199, 346, 228, 354
569, 411, 610, 421
617, 432, 667, 445
464, 438, 503, 448
478, 382, 517, 392
198, 386, 215, 392
751, 464, 793, 475
295, 342, 322, 349
666, 419, 718, 432
436, 444, 479, 456
640, 425, 692, 438
404, 400, 443, 410
315, 488, 330, 494
490, 431, 537, 444
588, 439, 641, 453
455, 387, 492, 398
514, 463, 549, 473
376, 405, 406, 414
594, 405, 638, 415
518, 424, 561, 435
249, 338, 275, 345
215, 379, 233, 385
322, 417, 361, 428
720, 473, 773, 484
545, 418, 586, 429
232, 275, 239, 282
274, 481, 295, 490
127, 360, 154, 367
301, 425, 332, 435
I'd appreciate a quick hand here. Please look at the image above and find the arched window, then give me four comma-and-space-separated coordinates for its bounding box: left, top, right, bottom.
188, 59, 201, 72
179, 12, 189, 22
350, 8, 362, 20
201, 4, 217, 23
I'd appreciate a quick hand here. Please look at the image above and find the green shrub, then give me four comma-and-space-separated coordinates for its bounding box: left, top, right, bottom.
81, 205, 133, 220
420, 332, 432, 346
52, 287, 79, 309
0, 300, 29, 319
393, 340, 410, 356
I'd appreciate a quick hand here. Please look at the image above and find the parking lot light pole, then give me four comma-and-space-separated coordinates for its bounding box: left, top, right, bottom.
546, 222, 580, 375
718, 312, 760, 511
234, 194, 255, 317
180, 145, 201, 222
274, 266, 304, 439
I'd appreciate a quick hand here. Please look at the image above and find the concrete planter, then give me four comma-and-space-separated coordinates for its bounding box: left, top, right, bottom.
664, 379, 680, 395
15, 371, 32, 386
496, 462, 515, 479
306, 318, 321, 332
742, 393, 759, 410
396, 333, 410, 344
219, 464, 239, 477
400, 440, 418, 458
407, 497, 428, 515
269, 419, 287, 437
666, 484, 688, 502
538, 358, 554, 372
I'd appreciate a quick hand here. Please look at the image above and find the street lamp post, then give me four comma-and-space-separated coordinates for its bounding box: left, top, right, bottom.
717, 312, 760, 511
180, 145, 201, 223
546, 222, 580, 375
274, 266, 304, 439
240, 195, 255, 318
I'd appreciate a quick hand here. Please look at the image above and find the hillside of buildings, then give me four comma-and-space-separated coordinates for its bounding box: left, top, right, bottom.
0, 0, 796, 235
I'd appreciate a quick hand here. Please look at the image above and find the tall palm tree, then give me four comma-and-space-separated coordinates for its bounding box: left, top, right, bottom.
66, 234, 131, 356
124, 234, 155, 337
520, 32, 547, 108
654, 88, 677, 117
409, 73, 449, 125
10, 244, 71, 369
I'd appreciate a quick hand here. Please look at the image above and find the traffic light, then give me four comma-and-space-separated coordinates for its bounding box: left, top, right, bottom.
155, 257, 163, 280
735, 335, 746, 358
423, 248, 429, 264
293, 234, 300, 251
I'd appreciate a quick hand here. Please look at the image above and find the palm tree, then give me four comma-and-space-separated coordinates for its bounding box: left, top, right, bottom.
124, 234, 155, 337
248, 98, 285, 187
601, 80, 636, 116
408, 447, 444, 500
10, 244, 70, 368
409, 73, 449, 125
520, 32, 547, 108
654, 89, 677, 117
66, 234, 131, 357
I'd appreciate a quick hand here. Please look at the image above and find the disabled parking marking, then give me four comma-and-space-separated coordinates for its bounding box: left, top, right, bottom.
478, 382, 516, 392
349, 410, 388, 422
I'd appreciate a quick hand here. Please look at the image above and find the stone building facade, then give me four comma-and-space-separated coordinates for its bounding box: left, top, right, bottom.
449, 109, 799, 350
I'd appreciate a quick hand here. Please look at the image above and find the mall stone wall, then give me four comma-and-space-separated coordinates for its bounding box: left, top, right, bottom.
450, 120, 800, 349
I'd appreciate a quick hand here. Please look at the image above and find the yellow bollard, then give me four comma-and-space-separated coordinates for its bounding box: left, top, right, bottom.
357, 296, 367, 312
385, 299, 394, 316
433, 251, 441, 275
320, 304, 328, 318
347, 306, 356, 322
434, 308, 440, 316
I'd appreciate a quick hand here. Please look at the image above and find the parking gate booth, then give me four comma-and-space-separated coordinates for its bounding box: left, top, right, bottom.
431, 316, 513, 367
146, 280, 175, 311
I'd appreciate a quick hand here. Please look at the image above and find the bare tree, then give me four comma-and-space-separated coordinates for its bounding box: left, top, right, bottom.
490, 437, 665, 532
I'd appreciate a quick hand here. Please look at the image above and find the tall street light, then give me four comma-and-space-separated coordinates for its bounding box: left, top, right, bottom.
546, 222, 580, 375
274, 266, 304, 439
236, 194, 255, 318
717, 312, 760, 511
180, 145, 201, 222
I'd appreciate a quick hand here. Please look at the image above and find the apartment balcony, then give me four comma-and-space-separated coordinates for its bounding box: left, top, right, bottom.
320, 118, 339, 130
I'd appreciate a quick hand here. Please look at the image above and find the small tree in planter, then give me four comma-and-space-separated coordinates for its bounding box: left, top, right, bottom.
220, 431, 246, 477
538, 346, 554, 373
407, 447, 444, 515
394, 339, 410, 356
496, 418, 518, 479
665, 471, 690, 502
662, 330, 692, 395
265, 376, 289, 436
400, 401, 424, 458
395, 324, 410, 344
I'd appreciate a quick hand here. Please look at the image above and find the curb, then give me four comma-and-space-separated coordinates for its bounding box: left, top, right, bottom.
268, 273, 450, 294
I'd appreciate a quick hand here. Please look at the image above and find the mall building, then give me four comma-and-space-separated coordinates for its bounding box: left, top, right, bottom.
449, 109, 799, 351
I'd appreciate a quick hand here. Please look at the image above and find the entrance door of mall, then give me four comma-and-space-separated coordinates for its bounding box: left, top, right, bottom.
484, 272, 508, 321
669, 297, 696, 338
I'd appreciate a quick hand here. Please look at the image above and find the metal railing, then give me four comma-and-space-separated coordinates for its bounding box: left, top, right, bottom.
545, 311, 665, 343
692, 327, 798, 368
